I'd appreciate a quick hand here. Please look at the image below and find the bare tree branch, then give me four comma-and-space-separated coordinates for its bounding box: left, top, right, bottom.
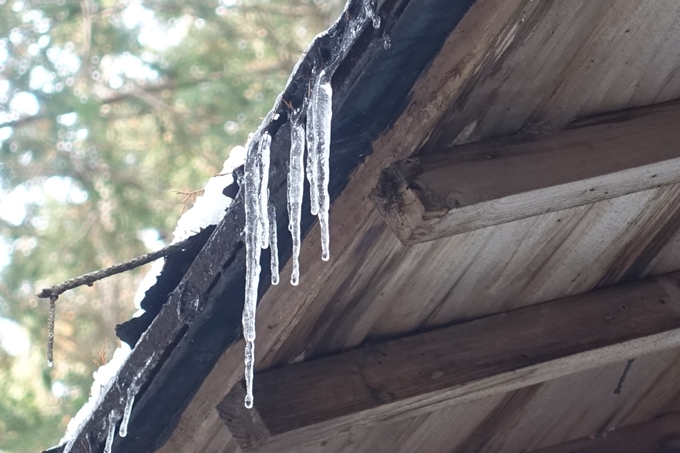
36, 236, 191, 299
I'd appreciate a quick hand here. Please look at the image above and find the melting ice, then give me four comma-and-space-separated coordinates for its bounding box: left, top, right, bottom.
243, 132, 272, 408
240, 0, 380, 408
103, 411, 120, 453
119, 354, 156, 438
287, 108, 306, 286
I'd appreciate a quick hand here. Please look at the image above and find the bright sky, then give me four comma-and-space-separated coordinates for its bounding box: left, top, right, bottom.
0, 316, 30, 356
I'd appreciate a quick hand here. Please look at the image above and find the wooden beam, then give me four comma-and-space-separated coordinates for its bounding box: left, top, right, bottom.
372, 101, 680, 244
218, 272, 680, 452
529, 411, 680, 453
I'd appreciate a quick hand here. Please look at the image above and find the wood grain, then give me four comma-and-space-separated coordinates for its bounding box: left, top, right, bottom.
373, 101, 680, 244
528, 411, 680, 453
154, 0, 680, 451
219, 272, 680, 452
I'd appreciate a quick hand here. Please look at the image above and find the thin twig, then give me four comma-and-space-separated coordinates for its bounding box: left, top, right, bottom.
36, 238, 191, 299
281, 97, 294, 110
39, 238, 195, 366
171, 189, 205, 215
47, 295, 56, 367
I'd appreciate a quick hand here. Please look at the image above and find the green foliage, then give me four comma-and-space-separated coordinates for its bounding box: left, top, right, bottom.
0, 0, 343, 450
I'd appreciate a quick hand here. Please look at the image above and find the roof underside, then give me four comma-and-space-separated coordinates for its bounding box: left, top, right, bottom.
80, 0, 680, 452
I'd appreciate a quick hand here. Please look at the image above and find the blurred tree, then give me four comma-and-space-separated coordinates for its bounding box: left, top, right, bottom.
0, 0, 343, 450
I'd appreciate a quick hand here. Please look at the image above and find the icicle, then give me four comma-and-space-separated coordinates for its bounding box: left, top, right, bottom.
243, 133, 268, 408
103, 411, 120, 453
237, 0, 385, 409
268, 203, 279, 285
244, 339, 255, 408
287, 109, 305, 286
308, 70, 333, 261
383, 34, 391, 50
119, 391, 135, 438
363, 0, 381, 29
119, 353, 155, 438
305, 81, 320, 216
259, 134, 271, 249
47, 295, 57, 367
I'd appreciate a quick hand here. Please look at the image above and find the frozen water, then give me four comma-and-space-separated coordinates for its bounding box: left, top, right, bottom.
363, 0, 381, 29
103, 411, 120, 453
132, 145, 245, 318
303, 69, 334, 261
305, 69, 332, 260
268, 203, 279, 285
310, 70, 333, 261
287, 109, 305, 285
239, 0, 382, 407
243, 132, 271, 407
305, 92, 320, 216
244, 338, 255, 408
61, 345, 131, 452
243, 135, 263, 344
383, 34, 391, 50
119, 353, 155, 438
172, 145, 246, 244
119, 391, 135, 438
133, 258, 165, 310
258, 135, 271, 249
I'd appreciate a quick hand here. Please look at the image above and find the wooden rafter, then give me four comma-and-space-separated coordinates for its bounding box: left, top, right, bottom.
372, 101, 680, 244
217, 272, 680, 452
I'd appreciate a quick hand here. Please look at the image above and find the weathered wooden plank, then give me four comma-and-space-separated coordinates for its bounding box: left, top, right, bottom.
373, 101, 680, 244
158, 0, 680, 451
529, 411, 680, 453
219, 272, 680, 452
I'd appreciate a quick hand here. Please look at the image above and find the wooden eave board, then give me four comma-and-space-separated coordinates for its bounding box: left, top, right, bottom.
218, 272, 680, 452
373, 101, 680, 244
156, 0, 680, 452
422, 0, 680, 150
275, 348, 680, 453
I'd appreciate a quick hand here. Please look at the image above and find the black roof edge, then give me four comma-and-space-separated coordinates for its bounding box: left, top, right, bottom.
48, 0, 476, 451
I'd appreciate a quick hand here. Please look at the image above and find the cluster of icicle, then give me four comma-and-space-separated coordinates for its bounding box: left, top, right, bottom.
54, 2, 385, 449
241, 0, 381, 409
60, 352, 155, 453
100, 353, 155, 453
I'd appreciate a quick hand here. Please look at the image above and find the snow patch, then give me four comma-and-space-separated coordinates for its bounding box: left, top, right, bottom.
172, 145, 246, 243
60, 344, 131, 452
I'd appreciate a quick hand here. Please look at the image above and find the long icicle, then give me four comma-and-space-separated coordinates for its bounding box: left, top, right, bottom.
259, 134, 271, 249
103, 411, 120, 453
314, 69, 333, 261
239, 0, 382, 409
306, 78, 320, 216
119, 390, 135, 438
243, 132, 269, 408
287, 108, 306, 285
268, 203, 279, 285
